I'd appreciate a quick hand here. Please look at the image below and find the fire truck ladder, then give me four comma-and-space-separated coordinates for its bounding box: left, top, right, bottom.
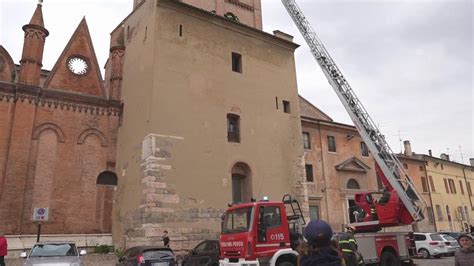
282, 0, 426, 224
282, 194, 306, 237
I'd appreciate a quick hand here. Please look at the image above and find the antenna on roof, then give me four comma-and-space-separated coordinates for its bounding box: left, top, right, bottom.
458, 145, 465, 164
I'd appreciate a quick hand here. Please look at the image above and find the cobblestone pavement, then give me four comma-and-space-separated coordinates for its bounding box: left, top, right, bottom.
413, 256, 454, 266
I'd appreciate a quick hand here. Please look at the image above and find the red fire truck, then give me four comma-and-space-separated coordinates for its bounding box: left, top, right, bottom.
220, 0, 426, 265
219, 195, 416, 265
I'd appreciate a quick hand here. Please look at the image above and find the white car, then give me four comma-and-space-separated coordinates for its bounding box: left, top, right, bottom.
413, 233, 449, 259
440, 234, 460, 256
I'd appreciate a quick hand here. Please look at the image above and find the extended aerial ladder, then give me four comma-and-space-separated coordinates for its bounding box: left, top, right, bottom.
282, 0, 426, 231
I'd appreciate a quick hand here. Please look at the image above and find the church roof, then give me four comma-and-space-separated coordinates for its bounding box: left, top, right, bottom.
298, 95, 333, 121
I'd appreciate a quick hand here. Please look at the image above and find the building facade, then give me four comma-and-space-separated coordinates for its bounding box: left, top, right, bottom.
112, 0, 306, 250
422, 153, 474, 232
0, 4, 121, 235
299, 96, 380, 232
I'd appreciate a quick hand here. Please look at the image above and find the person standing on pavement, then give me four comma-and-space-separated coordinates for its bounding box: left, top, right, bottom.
455, 234, 474, 266
0, 231, 7, 266
298, 220, 342, 266
339, 226, 358, 266
162, 230, 170, 247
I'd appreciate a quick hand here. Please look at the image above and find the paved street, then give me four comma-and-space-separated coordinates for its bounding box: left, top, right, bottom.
7, 254, 455, 266
413, 256, 454, 266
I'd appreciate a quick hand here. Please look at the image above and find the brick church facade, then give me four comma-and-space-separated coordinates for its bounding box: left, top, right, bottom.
0, 3, 121, 235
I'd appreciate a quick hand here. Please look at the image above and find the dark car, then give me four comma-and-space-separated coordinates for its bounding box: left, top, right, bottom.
182, 240, 219, 266
117, 246, 176, 266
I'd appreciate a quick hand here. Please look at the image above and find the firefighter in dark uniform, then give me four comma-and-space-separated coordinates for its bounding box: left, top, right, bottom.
339, 226, 358, 266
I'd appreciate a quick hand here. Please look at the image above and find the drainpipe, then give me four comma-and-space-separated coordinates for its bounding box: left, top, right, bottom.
424, 158, 437, 232
462, 167, 473, 231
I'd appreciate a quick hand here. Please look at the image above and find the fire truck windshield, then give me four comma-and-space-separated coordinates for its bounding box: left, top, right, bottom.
222, 207, 253, 234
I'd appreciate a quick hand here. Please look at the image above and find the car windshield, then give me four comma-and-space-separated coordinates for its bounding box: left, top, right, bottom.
430, 234, 443, 241
442, 235, 456, 241
143, 249, 174, 260
222, 207, 253, 234
30, 243, 78, 257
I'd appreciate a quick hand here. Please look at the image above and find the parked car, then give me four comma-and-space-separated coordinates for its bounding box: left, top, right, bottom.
440, 234, 460, 256
413, 233, 449, 259
117, 246, 176, 266
20, 241, 87, 266
182, 240, 219, 266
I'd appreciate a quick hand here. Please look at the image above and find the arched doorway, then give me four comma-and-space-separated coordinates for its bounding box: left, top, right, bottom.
97, 171, 118, 186
96, 171, 118, 233
231, 162, 252, 204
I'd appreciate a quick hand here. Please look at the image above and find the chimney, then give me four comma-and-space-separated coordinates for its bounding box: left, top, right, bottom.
403, 140, 412, 157
273, 30, 294, 42
428, 150, 432, 156
133, 0, 144, 10
470, 158, 474, 167
440, 153, 450, 161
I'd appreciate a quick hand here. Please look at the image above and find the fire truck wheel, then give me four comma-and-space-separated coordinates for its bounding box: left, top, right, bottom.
418, 248, 430, 259
380, 250, 400, 266
277, 262, 295, 266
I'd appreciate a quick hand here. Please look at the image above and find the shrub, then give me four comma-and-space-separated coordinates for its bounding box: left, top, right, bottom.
115, 248, 125, 258
94, 245, 111, 254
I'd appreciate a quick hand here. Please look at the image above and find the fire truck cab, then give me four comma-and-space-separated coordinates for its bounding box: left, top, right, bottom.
219, 195, 303, 266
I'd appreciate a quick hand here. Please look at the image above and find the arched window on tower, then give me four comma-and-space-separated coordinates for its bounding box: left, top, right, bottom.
347, 179, 360, 190
97, 171, 118, 186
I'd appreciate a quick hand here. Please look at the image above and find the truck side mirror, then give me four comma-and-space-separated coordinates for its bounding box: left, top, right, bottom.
258, 206, 266, 242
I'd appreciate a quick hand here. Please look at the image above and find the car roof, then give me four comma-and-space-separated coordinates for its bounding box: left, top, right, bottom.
35, 241, 76, 244
127, 246, 173, 251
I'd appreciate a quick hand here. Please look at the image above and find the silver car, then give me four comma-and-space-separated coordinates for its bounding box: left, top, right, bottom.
21, 241, 87, 266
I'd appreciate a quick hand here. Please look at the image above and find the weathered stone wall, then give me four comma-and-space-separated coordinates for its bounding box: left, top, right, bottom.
119, 135, 223, 251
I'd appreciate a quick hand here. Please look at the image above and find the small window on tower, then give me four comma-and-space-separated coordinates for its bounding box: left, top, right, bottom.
232, 52, 242, 73
227, 114, 240, 143
283, 100, 291, 113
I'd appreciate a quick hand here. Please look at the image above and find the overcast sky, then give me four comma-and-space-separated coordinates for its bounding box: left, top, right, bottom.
1, 0, 472, 163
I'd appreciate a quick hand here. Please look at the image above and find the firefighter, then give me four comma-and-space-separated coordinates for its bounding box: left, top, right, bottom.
298, 220, 342, 266
378, 187, 391, 205
370, 204, 378, 220
339, 226, 358, 266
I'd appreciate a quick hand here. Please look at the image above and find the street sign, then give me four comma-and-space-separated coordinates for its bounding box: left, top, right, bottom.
33, 207, 49, 221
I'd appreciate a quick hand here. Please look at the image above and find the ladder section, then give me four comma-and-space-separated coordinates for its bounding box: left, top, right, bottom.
282, 194, 306, 226
281, 0, 425, 223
